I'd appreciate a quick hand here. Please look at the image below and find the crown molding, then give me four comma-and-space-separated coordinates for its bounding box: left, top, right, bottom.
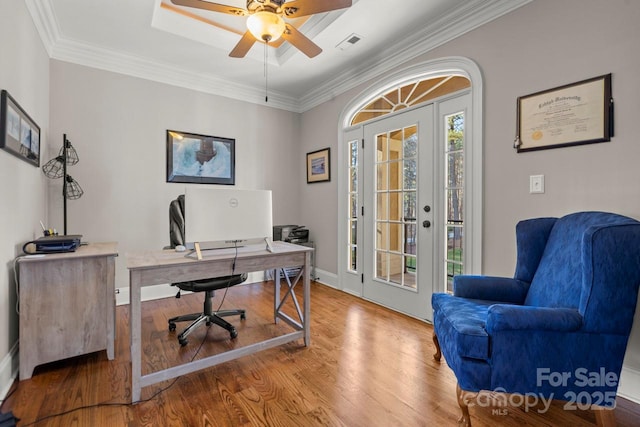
51, 36, 297, 111
297, 0, 533, 112
25, 0, 60, 57
26, 0, 532, 113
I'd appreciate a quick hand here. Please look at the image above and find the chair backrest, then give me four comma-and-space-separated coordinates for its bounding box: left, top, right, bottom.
169, 195, 186, 248
523, 211, 640, 333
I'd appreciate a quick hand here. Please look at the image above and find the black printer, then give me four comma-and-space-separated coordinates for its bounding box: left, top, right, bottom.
273, 225, 309, 243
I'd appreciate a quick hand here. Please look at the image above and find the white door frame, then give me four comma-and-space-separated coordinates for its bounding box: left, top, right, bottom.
337, 56, 483, 300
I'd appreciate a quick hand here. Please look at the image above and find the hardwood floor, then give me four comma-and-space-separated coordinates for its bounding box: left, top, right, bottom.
3, 281, 640, 426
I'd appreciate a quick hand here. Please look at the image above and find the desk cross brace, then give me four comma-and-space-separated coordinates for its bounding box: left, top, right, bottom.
275, 267, 305, 329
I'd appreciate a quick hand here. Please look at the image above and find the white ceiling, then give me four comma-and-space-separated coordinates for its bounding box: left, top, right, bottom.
25, 0, 532, 112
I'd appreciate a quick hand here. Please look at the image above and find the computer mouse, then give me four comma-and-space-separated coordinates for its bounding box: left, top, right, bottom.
175, 245, 186, 252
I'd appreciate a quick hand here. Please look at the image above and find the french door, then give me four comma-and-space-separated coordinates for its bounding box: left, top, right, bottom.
362, 106, 434, 319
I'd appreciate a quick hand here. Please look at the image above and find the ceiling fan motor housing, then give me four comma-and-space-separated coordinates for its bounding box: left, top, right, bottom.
247, 0, 286, 14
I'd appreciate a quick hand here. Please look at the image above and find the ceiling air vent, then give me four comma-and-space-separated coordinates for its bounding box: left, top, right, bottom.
336, 33, 363, 51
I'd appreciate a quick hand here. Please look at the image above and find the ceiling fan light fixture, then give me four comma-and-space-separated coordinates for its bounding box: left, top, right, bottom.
247, 11, 285, 42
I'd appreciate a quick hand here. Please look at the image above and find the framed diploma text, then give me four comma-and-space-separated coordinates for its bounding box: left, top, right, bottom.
515, 74, 613, 152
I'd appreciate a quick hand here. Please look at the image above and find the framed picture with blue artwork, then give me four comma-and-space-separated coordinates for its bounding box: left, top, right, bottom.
306, 147, 331, 183
166, 130, 235, 185
0, 90, 40, 167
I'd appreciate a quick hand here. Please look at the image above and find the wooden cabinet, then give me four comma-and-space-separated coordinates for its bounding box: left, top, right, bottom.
17, 242, 117, 379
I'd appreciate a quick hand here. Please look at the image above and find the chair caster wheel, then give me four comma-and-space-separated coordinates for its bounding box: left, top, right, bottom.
230, 328, 238, 339
169, 322, 176, 332
240, 313, 246, 320
178, 337, 188, 347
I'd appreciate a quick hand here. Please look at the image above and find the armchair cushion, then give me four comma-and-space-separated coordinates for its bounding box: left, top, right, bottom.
453, 275, 529, 304
486, 305, 582, 333
432, 294, 510, 360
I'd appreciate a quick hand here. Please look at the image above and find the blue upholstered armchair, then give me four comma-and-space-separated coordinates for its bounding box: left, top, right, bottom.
432, 211, 640, 426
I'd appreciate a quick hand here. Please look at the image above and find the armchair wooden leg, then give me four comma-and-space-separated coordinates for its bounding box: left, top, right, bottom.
456, 383, 474, 427
433, 331, 442, 361
593, 406, 616, 427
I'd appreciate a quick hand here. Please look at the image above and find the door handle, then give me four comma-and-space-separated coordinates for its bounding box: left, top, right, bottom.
422, 220, 431, 228
423, 205, 431, 213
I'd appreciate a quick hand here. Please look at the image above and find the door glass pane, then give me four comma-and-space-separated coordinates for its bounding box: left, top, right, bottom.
376, 251, 388, 280
377, 135, 388, 162
350, 220, 357, 245
389, 223, 402, 252
389, 192, 402, 221
376, 222, 388, 250
376, 193, 388, 220
348, 139, 359, 273
388, 253, 402, 285
389, 161, 402, 191
404, 159, 416, 190
350, 194, 358, 218
444, 112, 465, 293
404, 191, 416, 221
376, 164, 387, 191
373, 124, 420, 290
404, 127, 417, 158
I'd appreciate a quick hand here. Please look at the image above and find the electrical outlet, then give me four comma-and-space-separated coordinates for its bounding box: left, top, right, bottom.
530, 175, 545, 194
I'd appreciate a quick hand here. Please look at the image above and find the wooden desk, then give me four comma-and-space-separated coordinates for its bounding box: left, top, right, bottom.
126, 241, 312, 402
17, 242, 118, 380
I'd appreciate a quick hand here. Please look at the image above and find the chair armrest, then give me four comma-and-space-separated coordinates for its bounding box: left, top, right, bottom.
486, 305, 583, 333
453, 275, 530, 303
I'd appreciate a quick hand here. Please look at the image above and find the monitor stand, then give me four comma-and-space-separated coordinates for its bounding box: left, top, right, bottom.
265, 237, 274, 253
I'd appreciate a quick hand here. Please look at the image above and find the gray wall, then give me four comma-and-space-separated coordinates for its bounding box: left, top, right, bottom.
49, 61, 303, 291
298, 0, 640, 386
0, 0, 50, 390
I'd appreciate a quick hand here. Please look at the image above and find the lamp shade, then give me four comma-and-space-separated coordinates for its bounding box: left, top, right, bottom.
247, 11, 285, 42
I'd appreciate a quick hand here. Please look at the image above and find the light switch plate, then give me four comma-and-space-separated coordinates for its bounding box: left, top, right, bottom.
530, 175, 545, 194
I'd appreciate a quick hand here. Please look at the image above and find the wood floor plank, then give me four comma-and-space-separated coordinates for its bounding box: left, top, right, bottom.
3, 281, 640, 426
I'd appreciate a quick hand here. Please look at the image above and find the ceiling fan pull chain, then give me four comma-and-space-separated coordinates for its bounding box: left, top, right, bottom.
264, 41, 269, 102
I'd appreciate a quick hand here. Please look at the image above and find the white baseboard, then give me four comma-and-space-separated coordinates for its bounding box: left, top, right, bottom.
619, 365, 640, 404
313, 268, 338, 289
0, 342, 18, 401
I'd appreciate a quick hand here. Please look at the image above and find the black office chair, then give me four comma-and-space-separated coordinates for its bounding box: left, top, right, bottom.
167, 195, 247, 346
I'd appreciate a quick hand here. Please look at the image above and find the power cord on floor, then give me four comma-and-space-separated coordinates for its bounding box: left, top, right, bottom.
13, 242, 243, 425
15, 321, 213, 426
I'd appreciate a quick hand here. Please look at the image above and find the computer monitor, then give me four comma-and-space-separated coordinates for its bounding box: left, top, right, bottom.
184, 187, 273, 252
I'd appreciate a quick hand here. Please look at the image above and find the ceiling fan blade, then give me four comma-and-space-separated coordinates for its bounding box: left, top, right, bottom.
170, 0, 247, 16
281, 24, 322, 58
229, 31, 257, 58
281, 0, 352, 18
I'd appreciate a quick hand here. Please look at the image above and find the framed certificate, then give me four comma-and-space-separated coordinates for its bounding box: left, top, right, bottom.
514, 74, 613, 152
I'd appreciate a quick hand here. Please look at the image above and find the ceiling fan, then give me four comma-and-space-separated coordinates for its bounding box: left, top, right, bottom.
170, 0, 352, 58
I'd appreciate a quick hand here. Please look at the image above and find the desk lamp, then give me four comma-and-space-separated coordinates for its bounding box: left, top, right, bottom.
42, 134, 83, 235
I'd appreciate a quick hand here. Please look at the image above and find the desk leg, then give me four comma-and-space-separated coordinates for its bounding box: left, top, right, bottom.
274, 268, 280, 324
130, 271, 142, 403
106, 256, 116, 360
303, 251, 311, 347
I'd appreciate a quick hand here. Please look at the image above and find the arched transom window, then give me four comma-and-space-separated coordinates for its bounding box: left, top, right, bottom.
351, 75, 470, 126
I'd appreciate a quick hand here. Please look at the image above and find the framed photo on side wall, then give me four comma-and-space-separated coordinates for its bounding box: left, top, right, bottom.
0, 90, 40, 167
166, 129, 235, 185
306, 147, 331, 183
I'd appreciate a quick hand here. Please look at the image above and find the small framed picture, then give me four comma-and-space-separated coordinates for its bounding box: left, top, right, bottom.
166, 129, 235, 185
0, 90, 40, 167
306, 147, 331, 183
